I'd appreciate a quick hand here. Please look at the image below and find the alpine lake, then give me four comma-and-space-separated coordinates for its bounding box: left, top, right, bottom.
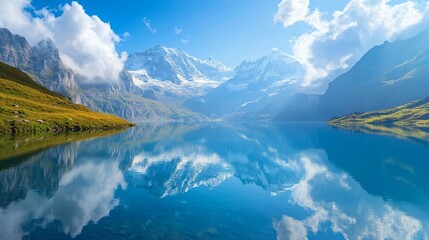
1, 122, 429, 240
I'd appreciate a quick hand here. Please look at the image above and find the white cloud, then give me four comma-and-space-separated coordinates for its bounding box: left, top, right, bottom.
0, 0, 52, 44
0, 0, 126, 83
143, 17, 156, 33
123, 32, 131, 39
275, 0, 429, 86
274, 0, 310, 27
51, 2, 127, 83
174, 27, 182, 35
181, 39, 189, 44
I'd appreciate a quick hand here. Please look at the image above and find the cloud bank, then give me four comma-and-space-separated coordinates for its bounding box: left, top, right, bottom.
275, 0, 429, 86
0, 0, 126, 83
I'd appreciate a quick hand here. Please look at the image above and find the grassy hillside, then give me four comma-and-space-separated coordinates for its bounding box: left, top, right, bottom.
329, 97, 429, 127
329, 97, 429, 144
0, 62, 134, 135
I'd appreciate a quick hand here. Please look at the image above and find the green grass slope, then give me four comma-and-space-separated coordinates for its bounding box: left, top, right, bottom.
330, 97, 429, 127
0, 62, 134, 135
329, 97, 429, 144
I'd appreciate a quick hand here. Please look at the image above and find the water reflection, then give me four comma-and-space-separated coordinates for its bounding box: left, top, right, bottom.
0, 123, 428, 239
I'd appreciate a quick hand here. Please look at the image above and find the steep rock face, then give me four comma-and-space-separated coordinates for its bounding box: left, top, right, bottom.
0, 28, 206, 121
125, 45, 233, 101
28, 39, 79, 96
185, 49, 306, 120
0, 28, 31, 67
0, 28, 79, 97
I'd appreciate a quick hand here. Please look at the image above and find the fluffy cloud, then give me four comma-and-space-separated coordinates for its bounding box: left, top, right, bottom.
274, 0, 310, 27
0, 0, 126, 83
275, 0, 429, 86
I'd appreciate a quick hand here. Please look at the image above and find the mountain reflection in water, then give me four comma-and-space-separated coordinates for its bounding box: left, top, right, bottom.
0, 123, 428, 240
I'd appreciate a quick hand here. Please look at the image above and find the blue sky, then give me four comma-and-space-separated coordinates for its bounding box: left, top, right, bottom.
2, 0, 426, 86
31, 0, 349, 67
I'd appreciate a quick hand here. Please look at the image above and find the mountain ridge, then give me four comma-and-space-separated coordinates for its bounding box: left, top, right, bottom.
277, 29, 429, 121
0, 28, 207, 122
125, 45, 233, 101
185, 48, 306, 120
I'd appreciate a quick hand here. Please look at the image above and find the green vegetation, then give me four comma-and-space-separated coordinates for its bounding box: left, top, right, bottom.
330, 97, 429, 127
330, 97, 429, 143
0, 62, 134, 135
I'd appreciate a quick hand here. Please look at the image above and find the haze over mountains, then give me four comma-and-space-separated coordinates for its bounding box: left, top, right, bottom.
1, 26, 429, 123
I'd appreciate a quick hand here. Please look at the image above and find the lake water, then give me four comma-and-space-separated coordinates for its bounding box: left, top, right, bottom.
1, 123, 429, 240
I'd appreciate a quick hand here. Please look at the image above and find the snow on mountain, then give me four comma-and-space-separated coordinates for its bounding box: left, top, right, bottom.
125, 45, 233, 101
185, 48, 306, 119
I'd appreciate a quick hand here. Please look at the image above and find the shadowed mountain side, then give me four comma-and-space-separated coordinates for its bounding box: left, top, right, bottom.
277, 29, 429, 121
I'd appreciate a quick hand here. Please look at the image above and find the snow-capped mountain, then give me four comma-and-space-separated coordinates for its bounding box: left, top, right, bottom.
0, 28, 207, 122
125, 45, 233, 101
185, 48, 306, 120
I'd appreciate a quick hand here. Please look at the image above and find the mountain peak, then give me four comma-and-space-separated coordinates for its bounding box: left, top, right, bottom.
148, 45, 184, 56
271, 48, 281, 54
268, 48, 296, 61
35, 38, 56, 49
124, 45, 233, 100
235, 49, 303, 77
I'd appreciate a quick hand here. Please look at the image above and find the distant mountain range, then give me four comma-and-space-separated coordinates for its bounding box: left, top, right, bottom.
0, 28, 208, 121
2, 26, 429, 123
185, 49, 306, 120
125, 45, 233, 101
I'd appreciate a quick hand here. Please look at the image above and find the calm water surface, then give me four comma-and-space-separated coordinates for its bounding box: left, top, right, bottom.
0, 123, 429, 240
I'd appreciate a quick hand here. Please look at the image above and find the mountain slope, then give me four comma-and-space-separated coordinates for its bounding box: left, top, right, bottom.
0, 28, 206, 122
0, 62, 134, 134
278, 29, 429, 121
0, 28, 79, 97
185, 49, 305, 120
330, 96, 429, 127
125, 45, 233, 101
